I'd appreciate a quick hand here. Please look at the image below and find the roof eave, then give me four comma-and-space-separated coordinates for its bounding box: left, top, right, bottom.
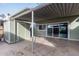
10, 3, 50, 19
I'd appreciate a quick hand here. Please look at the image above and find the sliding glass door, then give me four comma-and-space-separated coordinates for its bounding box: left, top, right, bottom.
47, 25, 53, 36
53, 25, 59, 37
47, 22, 68, 38
47, 24, 59, 37
59, 23, 68, 38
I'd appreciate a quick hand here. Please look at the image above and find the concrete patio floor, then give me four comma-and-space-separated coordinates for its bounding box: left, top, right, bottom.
0, 37, 79, 56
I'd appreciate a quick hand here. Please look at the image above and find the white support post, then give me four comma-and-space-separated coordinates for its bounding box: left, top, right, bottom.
31, 11, 34, 54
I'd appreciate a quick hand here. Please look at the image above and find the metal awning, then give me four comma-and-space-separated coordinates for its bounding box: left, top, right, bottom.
11, 3, 79, 54
11, 3, 79, 22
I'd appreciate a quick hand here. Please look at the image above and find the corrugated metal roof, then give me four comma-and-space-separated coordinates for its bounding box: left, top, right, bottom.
11, 3, 79, 22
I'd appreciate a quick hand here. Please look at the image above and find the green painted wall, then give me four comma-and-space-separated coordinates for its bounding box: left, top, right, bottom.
10, 20, 16, 43
70, 26, 79, 40
4, 21, 10, 43
16, 21, 30, 42
10, 20, 31, 43
10, 16, 79, 42
35, 25, 47, 37
35, 16, 79, 41
69, 17, 79, 41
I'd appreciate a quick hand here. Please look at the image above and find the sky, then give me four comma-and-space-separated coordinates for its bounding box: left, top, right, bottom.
0, 3, 39, 16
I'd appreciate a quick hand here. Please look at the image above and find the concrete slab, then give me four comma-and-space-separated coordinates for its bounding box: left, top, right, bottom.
0, 37, 79, 56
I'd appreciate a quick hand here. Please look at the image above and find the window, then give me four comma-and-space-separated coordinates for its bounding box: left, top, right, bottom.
38, 24, 46, 30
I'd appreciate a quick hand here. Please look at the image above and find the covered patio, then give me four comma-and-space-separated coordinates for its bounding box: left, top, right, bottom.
7, 3, 79, 55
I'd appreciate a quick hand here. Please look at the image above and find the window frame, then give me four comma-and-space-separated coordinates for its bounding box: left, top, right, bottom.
37, 24, 46, 31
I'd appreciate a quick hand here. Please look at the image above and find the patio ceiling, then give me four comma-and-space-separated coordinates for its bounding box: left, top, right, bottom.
12, 3, 79, 22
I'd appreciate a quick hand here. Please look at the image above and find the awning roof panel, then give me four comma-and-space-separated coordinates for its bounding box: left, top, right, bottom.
12, 3, 79, 22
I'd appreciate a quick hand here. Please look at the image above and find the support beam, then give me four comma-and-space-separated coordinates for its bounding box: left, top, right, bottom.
32, 11, 34, 37
16, 20, 31, 24
31, 11, 34, 54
